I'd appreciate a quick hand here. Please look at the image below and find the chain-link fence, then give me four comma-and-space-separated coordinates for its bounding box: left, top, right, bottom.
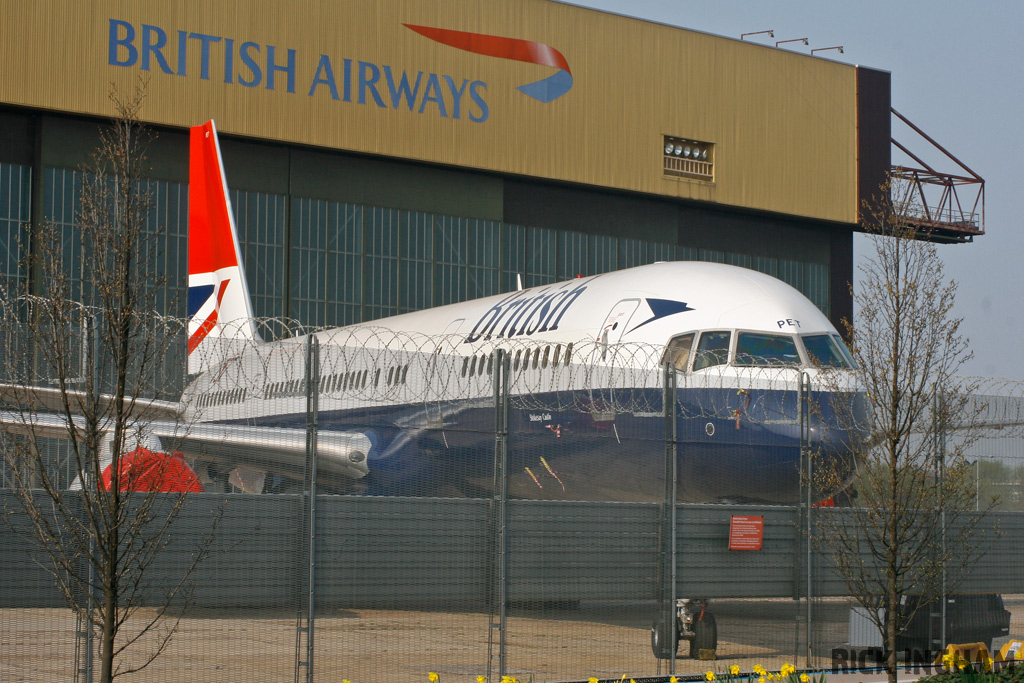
3, 325, 1024, 682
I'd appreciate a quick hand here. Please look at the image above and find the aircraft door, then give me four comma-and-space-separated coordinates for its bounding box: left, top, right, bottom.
598, 299, 640, 345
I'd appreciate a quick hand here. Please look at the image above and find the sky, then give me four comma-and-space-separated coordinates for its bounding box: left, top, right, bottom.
570, 0, 1024, 379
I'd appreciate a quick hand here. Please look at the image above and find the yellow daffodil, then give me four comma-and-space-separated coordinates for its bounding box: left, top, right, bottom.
479, 677, 487, 683
428, 674, 440, 683
800, 674, 809, 682
731, 665, 741, 675
753, 665, 767, 676
781, 663, 795, 677
759, 677, 766, 683
670, 678, 679, 683
589, 679, 599, 683
706, 672, 716, 681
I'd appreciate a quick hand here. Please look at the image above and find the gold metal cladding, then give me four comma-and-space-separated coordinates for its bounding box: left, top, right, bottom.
0, 0, 858, 223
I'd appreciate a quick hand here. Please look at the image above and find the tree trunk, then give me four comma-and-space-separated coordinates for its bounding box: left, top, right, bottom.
887, 573, 898, 683
100, 560, 116, 682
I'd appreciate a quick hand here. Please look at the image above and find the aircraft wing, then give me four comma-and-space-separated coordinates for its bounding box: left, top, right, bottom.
149, 422, 370, 482
1, 381, 368, 485
0, 383, 182, 421
0, 408, 93, 441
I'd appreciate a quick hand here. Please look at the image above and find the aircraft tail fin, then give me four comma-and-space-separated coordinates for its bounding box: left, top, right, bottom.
187, 120, 261, 376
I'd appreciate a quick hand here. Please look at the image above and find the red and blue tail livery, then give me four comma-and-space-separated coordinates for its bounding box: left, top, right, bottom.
187, 121, 260, 375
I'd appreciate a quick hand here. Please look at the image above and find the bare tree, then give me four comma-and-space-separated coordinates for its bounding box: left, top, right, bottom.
810, 180, 991, 683
0, 82, 213, 681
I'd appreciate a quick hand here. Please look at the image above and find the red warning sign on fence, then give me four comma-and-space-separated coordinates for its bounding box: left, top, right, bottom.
728, 515, 764, 551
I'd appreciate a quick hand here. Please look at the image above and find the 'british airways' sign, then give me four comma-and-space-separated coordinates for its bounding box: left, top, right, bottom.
107, 19, 574, 123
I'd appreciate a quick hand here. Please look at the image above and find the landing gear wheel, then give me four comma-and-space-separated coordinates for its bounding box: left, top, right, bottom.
651, 619, 678, 659
689, 611, 718, 659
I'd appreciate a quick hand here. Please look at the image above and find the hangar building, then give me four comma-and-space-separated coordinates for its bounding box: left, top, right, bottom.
0, 0, 905, 334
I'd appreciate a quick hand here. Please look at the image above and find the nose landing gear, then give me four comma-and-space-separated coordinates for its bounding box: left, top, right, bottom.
652, 598, 718, 659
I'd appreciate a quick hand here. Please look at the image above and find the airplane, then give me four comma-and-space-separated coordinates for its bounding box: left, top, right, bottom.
178, 120, 867, 503
1, 120, 867, 504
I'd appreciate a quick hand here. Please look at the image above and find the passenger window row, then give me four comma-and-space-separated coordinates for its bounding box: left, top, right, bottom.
461, 343, 575, 379
196, 387, 249, 408
320, 369, 370, 394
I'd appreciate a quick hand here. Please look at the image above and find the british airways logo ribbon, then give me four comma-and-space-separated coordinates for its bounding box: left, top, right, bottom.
404, 24, 573, 103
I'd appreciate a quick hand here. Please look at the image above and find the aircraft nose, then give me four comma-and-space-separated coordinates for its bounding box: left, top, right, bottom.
805, 392, 871, 496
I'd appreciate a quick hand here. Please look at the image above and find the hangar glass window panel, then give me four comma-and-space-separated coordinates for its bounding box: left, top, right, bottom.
436, 215, 467, 306
145, 178, 189, 318
699, 248, 725, 263
44, 169, 186, 316
293, 198, 363, 328
501, 223, 526, 292
43, 168, 84, 300
589, 234, 617, 274
468, 218, 499, 300
559, 231, 588, 280
0, 163, 31, 290
366, 206, 400, 319
619, 238, 646, 269
401, 211, 433, 313
525, 226, 556, 287
327, 203, 363, 326
675, 245, 697, 261
727, 252, 751, 269
649, 241, 680, 263
753, 255, 778, 278
805, 262, 830, 318
778, 259, 804, 293
291, 198, 329, 327
231, 189, 287, 322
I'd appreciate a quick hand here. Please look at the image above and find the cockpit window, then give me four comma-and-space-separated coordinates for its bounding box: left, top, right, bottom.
734, 332, 801, 367
802, 334, 853, 369
833, 334, 858, 368
693, 331, 731, 371
662, 333, 695, 372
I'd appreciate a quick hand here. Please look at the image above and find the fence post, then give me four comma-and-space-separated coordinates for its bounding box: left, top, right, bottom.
798, 371, 812, 665
659, 362, 679, 673
933, 387, 947, 652
487, 350, 510, 681
295, 335, 320, 683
